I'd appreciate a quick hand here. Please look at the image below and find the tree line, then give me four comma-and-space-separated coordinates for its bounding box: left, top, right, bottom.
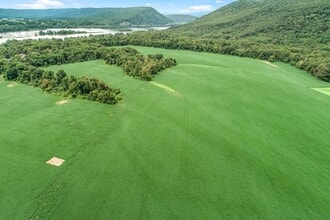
1, 60, 122, 104
0, 37, 177, 104
0, 19, 75, 33
39, 30, 87, 36
97, 32, 329, 82
1, 29, 327, 105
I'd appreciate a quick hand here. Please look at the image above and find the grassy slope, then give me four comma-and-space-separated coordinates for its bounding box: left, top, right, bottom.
1, 48, 330, 218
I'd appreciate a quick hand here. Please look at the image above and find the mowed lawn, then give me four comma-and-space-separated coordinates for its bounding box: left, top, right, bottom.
1, 47, 330, 219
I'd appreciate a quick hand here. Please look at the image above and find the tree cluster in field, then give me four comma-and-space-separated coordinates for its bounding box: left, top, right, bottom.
104, 47, 176, 81
1, 61, 121, 104
39, 30, 87, 36
0, 38, 177, 104
2, 38, 177, 80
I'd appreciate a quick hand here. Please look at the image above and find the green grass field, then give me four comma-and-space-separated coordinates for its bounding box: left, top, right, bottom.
1, 47, 330, 219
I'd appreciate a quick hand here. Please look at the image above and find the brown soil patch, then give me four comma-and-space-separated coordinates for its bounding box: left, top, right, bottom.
46, 157, 65, 167
56, 100, 69, 105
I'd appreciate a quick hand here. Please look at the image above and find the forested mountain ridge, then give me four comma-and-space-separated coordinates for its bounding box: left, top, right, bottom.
170, 0, 329, 47
0, 7, 171, 26
167, 0, 329, 81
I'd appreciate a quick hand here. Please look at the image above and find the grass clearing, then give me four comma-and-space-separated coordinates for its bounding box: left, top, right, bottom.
1, 47, 330, 219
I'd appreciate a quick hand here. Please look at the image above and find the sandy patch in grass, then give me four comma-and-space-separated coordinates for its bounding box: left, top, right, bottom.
7, 83, 17, 88
46, 157, 65, 167
312, 88, 330, 96
262, 60, 278, 68
150, 81, 180, 96
56, 100, 69, 105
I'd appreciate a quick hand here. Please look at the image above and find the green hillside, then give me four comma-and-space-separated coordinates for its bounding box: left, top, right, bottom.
167, 0, 329, 81
171, 0, 329, 46
0, 7, 171, 26
166, 14, 197, 24
1, 47, 330, 218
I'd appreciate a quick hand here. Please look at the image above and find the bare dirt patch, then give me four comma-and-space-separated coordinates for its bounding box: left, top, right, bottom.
150, 81, 181, 96
262, 60, 278, 68
56, 100, 69, 105
46, 157, 65, 167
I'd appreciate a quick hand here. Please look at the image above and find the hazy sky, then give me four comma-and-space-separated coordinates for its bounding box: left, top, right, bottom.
0, 0, 236, 14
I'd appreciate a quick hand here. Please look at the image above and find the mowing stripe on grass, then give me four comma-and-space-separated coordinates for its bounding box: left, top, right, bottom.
260, 60, 278, 68
149, 81, 180, 96
312, 88, 330, 96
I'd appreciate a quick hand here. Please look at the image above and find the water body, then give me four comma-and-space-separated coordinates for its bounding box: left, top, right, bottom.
0, 27, 168, 44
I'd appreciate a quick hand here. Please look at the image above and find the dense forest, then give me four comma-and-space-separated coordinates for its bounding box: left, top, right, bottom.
170, 0, 330, 47
0, 37, 177, 104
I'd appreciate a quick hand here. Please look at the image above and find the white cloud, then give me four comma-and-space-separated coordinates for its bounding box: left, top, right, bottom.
216, 0, 222, 3
16, 0, 64, 9
180, 5, 213, 13
145, 2, 160, 7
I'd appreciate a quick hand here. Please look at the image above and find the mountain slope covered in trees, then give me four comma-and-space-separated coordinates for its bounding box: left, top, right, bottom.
171, 0, 329, 46
166, 15, 197, 24
0, 7, 171, 26
168, 0, 329, 80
